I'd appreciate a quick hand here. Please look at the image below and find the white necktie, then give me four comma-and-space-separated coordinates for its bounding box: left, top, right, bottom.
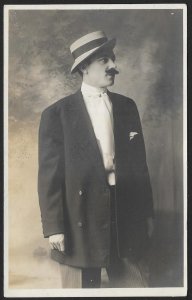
90, 92, 115, 170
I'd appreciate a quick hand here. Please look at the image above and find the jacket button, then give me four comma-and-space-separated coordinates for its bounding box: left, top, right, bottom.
77, 221, 83, 227
79, 190, 83, 196
102, 223, 109, 229
103, 187, 109, 194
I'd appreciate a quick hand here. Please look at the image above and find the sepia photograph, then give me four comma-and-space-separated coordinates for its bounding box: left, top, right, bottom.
4, 4, 187, 297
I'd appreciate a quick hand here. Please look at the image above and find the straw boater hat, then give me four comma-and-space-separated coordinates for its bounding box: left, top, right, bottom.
70, 31, 116, 74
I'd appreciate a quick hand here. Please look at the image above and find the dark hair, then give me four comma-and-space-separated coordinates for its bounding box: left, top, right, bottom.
77, 68, 83, 77
77, 58, 92, 77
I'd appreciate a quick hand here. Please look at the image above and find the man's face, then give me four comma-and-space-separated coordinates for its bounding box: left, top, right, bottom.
82, 49, 119, 88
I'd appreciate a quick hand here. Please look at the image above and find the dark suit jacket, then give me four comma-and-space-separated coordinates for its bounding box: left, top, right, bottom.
38, 89, 154, 268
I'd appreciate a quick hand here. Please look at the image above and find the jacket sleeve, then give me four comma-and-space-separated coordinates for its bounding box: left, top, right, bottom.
131, 101, 154, 218
38, 106, 66, 237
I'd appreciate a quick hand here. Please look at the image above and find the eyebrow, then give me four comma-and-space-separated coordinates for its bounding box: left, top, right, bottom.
97, 57, 107, 61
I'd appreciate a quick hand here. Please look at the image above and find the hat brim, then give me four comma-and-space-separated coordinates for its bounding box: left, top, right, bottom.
71, 38, 116, 74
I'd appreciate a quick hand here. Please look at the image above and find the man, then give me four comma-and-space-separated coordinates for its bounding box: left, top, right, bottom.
38, 31, 154, 288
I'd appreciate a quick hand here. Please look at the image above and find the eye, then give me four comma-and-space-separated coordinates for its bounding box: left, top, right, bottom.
111, 55, 116, 62
99, 57, 109, 63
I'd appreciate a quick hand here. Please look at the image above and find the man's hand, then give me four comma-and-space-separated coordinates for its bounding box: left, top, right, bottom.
49, 234, 65, 252
147, 217, 154, 238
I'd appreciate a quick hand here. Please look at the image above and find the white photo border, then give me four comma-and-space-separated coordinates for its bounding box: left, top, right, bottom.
4, 3, 187, 297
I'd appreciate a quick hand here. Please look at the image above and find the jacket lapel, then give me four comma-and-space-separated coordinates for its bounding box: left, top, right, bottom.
108, 91, 132, 168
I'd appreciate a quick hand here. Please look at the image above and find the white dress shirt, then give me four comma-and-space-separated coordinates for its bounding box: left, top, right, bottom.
81, 81, 116, 185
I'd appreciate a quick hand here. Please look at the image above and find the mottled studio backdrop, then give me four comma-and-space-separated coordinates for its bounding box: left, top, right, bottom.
8, 9, 183, 288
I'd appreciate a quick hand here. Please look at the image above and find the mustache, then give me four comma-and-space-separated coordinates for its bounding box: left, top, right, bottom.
105, 68, 119, 75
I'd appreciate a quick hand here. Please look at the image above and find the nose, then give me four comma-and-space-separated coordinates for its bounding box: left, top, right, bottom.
108, 58, 117, 69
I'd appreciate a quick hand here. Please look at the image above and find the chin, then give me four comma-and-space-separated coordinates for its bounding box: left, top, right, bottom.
102, 78, 115, 87
107, 78, 115, 86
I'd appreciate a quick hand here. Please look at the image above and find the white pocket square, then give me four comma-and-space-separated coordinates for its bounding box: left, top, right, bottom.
129, 132, 139, 141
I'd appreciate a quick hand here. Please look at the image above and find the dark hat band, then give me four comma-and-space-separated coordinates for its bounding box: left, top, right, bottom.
72, 37, 108, 60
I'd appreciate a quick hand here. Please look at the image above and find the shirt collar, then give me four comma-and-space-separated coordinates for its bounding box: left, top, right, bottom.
81, 81, 108, 98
